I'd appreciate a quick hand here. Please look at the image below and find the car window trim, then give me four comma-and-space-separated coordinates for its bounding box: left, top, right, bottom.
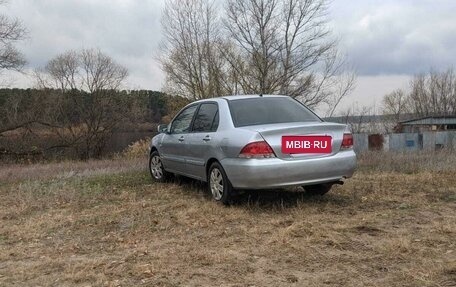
190, 101, 219, 133
210, 110, 219, 132
170, 103, 199, 134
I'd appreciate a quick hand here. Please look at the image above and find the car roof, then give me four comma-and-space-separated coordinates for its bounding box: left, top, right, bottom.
222, 94, 288, 101
193, 95, 289, 104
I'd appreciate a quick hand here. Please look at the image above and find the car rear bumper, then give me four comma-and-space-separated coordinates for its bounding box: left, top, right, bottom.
221, 150, 356, 189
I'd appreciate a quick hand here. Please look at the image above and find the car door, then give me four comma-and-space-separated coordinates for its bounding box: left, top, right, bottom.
159, 104, 198, 174
185, 103, 220, 179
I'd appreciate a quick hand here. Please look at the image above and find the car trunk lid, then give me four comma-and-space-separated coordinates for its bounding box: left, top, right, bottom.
239, 122, 348, 159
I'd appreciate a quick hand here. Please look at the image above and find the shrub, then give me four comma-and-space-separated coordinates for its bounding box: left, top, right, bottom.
122, 138, 151, 159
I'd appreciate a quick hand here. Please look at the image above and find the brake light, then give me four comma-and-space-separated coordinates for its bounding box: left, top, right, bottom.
239, 141, 276, 158
341, 133, 353, 149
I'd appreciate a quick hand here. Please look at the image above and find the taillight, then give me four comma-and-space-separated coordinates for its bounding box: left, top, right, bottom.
341, 133, 353, 149
239, 141, 276, 158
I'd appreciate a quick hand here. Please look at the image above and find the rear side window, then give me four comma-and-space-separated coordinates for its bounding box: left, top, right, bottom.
192, 103, 219, 132
229, 97, 320, 127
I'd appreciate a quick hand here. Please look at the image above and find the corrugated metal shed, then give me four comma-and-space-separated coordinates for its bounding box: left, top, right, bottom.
399, 116, 456, 125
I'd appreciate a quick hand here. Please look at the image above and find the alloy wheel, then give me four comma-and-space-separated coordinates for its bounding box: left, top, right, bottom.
210, 168, 224, 200
150, 155, 163, 180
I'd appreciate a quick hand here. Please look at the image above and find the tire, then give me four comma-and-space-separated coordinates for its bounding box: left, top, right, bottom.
149, 151, 171, 182
208, 162, 234, 205
304, 183, 333, 196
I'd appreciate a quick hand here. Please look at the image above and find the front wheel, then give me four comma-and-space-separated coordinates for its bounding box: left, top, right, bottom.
303, 183, 333, 196
149, 151, 172, 182
208, 162, 233, 205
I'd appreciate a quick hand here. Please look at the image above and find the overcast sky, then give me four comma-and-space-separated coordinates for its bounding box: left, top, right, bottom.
1, 0, 455, 114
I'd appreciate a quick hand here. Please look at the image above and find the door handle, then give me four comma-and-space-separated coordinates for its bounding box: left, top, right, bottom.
178, 136, 185, 142
203, 135, 211, 142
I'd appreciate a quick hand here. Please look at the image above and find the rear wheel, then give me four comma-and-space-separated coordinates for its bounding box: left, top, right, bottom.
208, 162, 233, 205
149, 151, 171, 182
304, 183, 333, 196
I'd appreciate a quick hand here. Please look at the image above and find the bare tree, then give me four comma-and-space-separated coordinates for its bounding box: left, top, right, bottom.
383, 89, 409, 120
0, 1, 26, 72
161, 0, 355, 113
40, 49, 127, 92
381, 89, 409, 133
160, 0, 226, 100
0, 3, 37, 150
381, 89, 408, 132
35, 49, 129, 158
382, 68, 456, 121
321, 53, 356, 117
225, 0, 355, 109
224, 0, 281, 94
409, 69, 456, 116
0, 90, 49, 136
340, 104, 378, 134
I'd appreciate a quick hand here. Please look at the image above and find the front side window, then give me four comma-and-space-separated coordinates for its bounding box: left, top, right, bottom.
170, 105, 198, 134
192, 103, 219, 132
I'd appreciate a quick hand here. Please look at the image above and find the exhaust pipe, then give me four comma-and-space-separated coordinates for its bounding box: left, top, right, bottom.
333, 180, 344, 186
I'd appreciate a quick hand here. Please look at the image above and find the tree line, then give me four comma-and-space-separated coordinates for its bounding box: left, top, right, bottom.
0, 88, 188, 159
383, 68, 456, 121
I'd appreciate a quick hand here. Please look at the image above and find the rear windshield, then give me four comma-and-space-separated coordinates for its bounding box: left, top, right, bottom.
229, 97, 321, 127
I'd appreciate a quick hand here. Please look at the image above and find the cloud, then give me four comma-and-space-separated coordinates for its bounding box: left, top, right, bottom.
329, 0, 456, 76
334, 74, 411, 114
0, 0, 165, 89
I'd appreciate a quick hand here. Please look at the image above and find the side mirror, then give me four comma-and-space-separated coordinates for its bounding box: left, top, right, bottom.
157, 124, 168, 134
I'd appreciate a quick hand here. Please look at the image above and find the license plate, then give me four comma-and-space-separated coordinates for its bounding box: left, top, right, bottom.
282, 135, 332, 154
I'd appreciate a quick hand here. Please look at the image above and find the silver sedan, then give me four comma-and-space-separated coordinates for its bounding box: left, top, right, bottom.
149, 95, 356, 204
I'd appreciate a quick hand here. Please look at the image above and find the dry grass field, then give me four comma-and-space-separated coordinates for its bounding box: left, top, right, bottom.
0, 151, 455, 286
